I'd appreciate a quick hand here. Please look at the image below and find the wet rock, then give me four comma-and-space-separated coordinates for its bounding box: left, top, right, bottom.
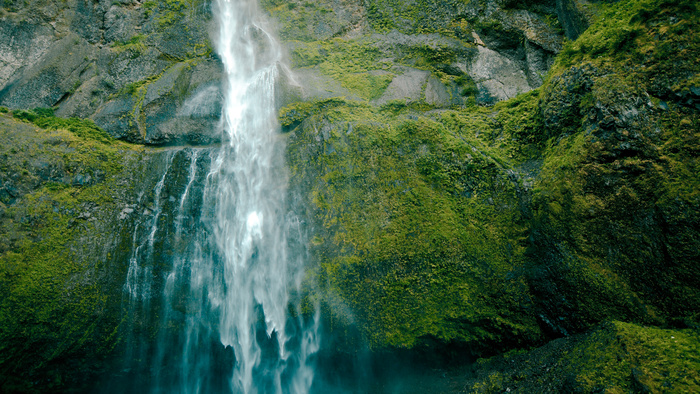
72, 173, 92, 186
524, 40, 553, 88
292, 67, 359, 101
93, 96, 140, 142
104, 5, 141, 44
374, 67, 430, 105
0, 20, 55, 89
119, 206, 134, 220
469, 46, 532, 104
71, 0, 109, 44
425, 75, 463, 107
141, 60, 223, 145
275, 64, 304, 111
0, 32, 95, 109
540, 63, 597, 135
0, 0, 222, 145
556, 0, 593, 40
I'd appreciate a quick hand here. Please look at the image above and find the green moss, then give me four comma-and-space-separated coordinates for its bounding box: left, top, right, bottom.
289, 36, 475, 102
288, 38, 397, 100
263, 0, 344, 42
493, 89, 545, 157
0, 116, 145, 392
567, 322, 700, 391
408, 44, 459, 69
281, 0, 699, 359
467, 321, 700, 392
316, 39, 385, 72
364, 0, 559, 37
11, 108, 114, 144
138, 0, 206, 29
553, 0, 699, 73
455, 74, 478, 96
343, 73, 394, 100
279, 104, 309, 129
143, 0, 157, 17
288, 100, 542, 350
526, 0, 700, 333
158, 0, 187, 27
114, 72, 165, 132
365, 0, 448, 34
119, 73, 161, 98
288, 32, 478, 103
111, 33, 147, 55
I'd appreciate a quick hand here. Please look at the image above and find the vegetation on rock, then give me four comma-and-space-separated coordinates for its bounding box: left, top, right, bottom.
287, 99, 541, 351
466, 321, 700, 392
279, 0, 700, 369
0, 111, 185, 393
0, 0, 697, 391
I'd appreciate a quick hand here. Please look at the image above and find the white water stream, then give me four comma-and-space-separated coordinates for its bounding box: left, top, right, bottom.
121, 1, 318, 392
209, 0, 318, 391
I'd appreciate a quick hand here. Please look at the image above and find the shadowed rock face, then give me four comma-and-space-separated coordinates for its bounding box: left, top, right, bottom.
0, 112, 215, 392
556, 0, 594, 40
0, 0, 222, 145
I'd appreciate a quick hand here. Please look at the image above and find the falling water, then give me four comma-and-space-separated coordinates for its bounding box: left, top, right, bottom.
209, 0, 319, 391
117, 0, 319, 393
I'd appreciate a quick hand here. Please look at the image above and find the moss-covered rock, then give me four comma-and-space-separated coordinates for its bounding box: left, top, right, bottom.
0, 110, 200, 393
285, 98, 545, 352
0, 0, 220, 146
527, 0, 700, 335
265, 0, 565, 109
0, 0, 698, 390
465, 321, 700, 393
281, 0, 699, 367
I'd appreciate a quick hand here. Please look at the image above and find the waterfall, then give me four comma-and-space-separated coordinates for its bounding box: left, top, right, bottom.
117, 1, 319, 393
209, 0, 319, 391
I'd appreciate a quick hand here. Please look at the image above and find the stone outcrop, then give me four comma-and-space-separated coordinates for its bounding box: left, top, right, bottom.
0, 0, 222, 145
278, 0, 700, 369
266, 0, 564, 107
0, 111, 213, 391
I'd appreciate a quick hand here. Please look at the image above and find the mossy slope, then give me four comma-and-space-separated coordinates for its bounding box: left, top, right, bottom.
286, 99, 545, 352
528, 0, 700, 335
466, 321, 700, 393
0, 109, 180, 393
283, 0, 700, 358
265, 0, 563, 107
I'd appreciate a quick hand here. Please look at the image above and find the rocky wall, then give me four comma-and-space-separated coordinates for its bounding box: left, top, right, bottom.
0, 0, 222, 145
0, 109, 213, 392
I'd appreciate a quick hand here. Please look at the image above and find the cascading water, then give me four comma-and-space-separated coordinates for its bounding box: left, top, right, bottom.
208, 0, 319, 391
117, 1, 319, 393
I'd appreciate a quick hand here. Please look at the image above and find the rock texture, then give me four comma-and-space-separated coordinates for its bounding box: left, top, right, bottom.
0, 110, 215, 392
0, 0, 699, 392
265, 0, 564, 107
278, 0, 700, 379
0, 0, 222, 145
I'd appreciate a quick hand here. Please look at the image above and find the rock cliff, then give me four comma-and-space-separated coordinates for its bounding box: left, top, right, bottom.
0, 0, 698, 392
0, 0, 222, 145
0, 109, 214, 391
